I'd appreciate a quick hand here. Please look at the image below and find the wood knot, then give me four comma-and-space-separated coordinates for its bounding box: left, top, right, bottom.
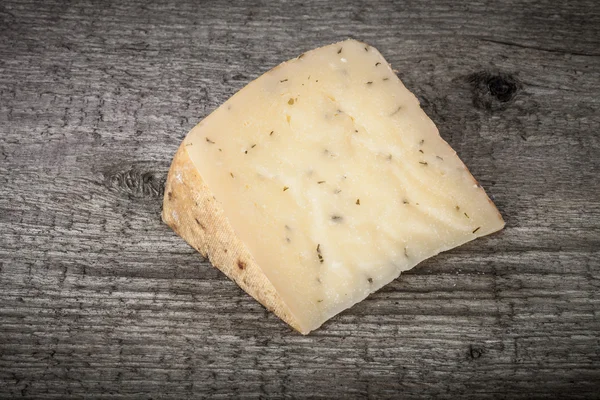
102, 163, 166, 199
231, 73, 248, 81
467, 71, 520, 111
468, 344, 484, 360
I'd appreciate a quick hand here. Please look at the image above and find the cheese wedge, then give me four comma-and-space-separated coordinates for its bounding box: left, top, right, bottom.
163, 39, 504, 334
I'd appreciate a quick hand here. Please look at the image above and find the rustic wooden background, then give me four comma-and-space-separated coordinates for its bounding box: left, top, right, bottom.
1, 0, 599, 398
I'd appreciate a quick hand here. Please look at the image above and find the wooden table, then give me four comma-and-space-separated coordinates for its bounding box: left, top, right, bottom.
1, 0, 599, 398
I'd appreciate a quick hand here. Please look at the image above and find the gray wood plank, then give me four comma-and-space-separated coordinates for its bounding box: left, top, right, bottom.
0, 0, 599, 398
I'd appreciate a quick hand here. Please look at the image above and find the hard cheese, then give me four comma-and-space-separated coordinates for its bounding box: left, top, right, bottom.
163, 39, 504, 334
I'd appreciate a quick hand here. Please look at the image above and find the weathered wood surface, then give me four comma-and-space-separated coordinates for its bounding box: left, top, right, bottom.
1, 0, 599, 398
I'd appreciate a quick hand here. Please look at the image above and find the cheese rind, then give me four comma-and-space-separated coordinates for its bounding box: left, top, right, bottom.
162, 145, 302, 331
163, 39, 504, 334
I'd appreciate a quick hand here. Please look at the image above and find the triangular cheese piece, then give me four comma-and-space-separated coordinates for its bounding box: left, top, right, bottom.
163, 39, 504, 334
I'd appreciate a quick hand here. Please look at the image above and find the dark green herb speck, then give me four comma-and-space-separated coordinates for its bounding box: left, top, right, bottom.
280, 79, 288, 83
375, 62, 381, 66
205, 137, 215, 144
464, 212, 470, 218
419, 161, 428, 166
317, 181, 326, 184
331, 215, 343, 222
356, 198, 360, 205
473, 227, 481, 233
337, 48, 342, 54
283, 186, 289, 191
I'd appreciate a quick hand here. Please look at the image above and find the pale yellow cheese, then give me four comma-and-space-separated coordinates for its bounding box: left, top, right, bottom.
175, 39, 504, 333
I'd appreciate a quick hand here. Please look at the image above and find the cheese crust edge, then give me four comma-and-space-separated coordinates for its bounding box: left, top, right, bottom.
162, 144, 306, 334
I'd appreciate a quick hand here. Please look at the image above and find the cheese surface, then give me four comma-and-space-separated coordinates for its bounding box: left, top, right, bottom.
181, 39, 504, 333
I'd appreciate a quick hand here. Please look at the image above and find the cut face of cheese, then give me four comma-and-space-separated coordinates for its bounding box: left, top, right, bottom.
163, 39, 504, 334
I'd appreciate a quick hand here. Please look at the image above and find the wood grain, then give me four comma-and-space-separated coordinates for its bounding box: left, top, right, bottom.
1, 0, 599, 398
